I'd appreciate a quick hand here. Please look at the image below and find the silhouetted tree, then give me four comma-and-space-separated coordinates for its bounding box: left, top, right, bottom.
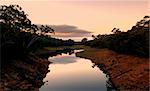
81, 38, 88, 44
0, 5, 55, 62
85, 16, 149, 57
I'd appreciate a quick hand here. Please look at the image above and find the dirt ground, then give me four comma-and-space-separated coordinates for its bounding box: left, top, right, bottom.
0, 53, 50, 91
76, 46, 149, 91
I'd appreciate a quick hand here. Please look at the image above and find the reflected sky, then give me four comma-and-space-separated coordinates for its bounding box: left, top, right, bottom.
40, 53, 107, 91
48, 54, 78, 64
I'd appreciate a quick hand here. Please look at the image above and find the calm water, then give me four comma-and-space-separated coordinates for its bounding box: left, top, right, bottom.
40, 51, 107, 91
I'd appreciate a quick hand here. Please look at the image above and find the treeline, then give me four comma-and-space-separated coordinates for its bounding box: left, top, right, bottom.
39, 35, 74, 47
0, 5, 74, 63
84, 16, 149, 57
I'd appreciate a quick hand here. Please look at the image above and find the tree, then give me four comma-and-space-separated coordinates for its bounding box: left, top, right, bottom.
92, 35, 96, 39
111, 28, 121, 34
0, 5, 38, 33
84, 16, 149, 57
37, 25, 54, 35
144, 15, 150, 19
0, 5, 56, 62
81, 38, 88, 44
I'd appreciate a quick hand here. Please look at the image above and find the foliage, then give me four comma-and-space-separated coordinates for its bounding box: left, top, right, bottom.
0, 5, 74, 63
81, 38, 88, 44
85, 16, 149, 57
38, 35, 74, 47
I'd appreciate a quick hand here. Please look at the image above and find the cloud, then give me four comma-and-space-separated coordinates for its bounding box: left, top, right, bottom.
50, 25, 92, 37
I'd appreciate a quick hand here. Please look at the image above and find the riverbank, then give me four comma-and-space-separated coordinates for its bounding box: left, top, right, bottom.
0, 53, 51, 91
1, 45, 149, 90
76, 46, 149, 90
0, 45, 84, 90
35, 45, 84, 58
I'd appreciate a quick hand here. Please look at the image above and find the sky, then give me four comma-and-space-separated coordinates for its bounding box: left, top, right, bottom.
1, 0, 149, 40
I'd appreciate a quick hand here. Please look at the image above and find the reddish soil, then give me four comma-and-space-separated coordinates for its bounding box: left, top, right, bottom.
76, 48, 149, 91
0, 53, 50, 91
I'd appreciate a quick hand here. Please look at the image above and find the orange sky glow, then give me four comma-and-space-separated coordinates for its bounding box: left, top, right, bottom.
1, 0, 149, 35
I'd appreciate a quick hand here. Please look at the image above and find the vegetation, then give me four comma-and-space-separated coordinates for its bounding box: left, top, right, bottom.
81, 38, 88, 44
0, 5, 74, 64
84, 16, 149, 57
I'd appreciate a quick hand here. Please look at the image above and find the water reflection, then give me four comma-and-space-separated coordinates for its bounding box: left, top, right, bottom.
40, 52, 108, 91
92, 63, 117, 91
48, 54, 77, 64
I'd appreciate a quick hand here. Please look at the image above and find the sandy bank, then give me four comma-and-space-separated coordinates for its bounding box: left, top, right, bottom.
76, 46, 149, 90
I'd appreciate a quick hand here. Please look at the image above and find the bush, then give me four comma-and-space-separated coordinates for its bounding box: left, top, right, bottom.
85, 16, 149, 57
